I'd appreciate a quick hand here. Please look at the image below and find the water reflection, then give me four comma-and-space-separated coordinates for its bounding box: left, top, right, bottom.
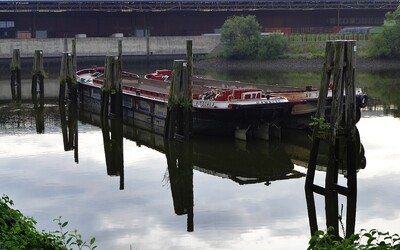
59, 104, 79, 163
76, 104, 366, 235
101, 117, 124, 190
166, 140, 194, 232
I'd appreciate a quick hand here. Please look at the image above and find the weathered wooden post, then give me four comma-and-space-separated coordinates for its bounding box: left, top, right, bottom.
101, 55, 122, 118
31, 50, 45, 101
59, 52, 76, 104
72, 39, 77, 73
305, 40, 361, 239
165, 59, 193, 140
110, 55, 122, 118
101, 56, 112, 117
118, 39, 122, 70
182, 40, 193, 140
10, 49, 22, 102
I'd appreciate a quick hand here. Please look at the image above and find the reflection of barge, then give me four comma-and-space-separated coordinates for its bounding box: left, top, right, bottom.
76, 108, 365, 232
78, 109, 307, 186
77, 67, 295, 136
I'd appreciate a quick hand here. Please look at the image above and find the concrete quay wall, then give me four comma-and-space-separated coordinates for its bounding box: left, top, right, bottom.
0, 35, 221, 58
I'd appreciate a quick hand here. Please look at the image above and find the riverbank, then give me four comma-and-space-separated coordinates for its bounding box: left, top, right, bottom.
194, 57, 400, 72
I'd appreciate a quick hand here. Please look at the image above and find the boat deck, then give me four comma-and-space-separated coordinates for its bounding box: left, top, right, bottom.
193, 76, 314, 93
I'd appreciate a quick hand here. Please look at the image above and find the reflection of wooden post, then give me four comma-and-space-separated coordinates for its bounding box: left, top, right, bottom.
305, 40, 360, 239
59, 104, 79, 163
165, 60, 192, 140
101, 117, 124, 190
10, 49, 21, 102
166, 140, 194, 232
31, 50, 45, 101
34, 99, 45, 134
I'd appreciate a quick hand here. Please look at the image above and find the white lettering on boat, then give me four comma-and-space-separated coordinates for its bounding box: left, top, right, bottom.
194, 100, 216, 107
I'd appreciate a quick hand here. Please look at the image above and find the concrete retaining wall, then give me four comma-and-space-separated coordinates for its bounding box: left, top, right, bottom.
0, 35, 221, 58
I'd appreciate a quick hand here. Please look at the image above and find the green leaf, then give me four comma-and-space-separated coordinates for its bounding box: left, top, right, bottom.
66, 237, 72, 244
90, 237, 96, 245
62, 221, 68, 228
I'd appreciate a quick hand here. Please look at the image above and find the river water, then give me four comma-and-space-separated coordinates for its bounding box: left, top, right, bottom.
0, 62, 400, 250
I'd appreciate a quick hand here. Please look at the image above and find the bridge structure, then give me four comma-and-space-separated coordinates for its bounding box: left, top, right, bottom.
0, 0, 399, 12
0, 0, 398, 38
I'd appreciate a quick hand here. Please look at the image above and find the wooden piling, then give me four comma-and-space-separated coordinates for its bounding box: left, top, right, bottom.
72, 39, 77, 73
10, 49, 22, 102
101, 55, 122, 118
165, 59, 193, 140
31, 50, 45, 101
186, 40, 193, 91
305, 40, 360, 238
118, 40, 122, 70
59, 52, 76, 104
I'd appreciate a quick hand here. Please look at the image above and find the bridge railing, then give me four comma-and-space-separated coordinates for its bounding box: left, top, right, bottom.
287, 33, 370, 42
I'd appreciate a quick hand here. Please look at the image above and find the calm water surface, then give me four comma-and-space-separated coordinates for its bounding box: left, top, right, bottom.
0, 65, 400, 250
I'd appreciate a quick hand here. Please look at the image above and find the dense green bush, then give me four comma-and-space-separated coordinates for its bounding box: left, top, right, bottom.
308, 227, 400, 249
220, 15, 289, 59
369, 7, 400, 59
220, 15, 262, 59
258, 33, 288, 59
0, 195, 96, 250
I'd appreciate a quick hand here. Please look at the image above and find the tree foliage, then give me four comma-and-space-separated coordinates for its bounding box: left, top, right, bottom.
258, 33, 288, 59
369, 7, 400, 58
0, 195, 97, 250
220, 15, 288, 59
221, 15, 262, 59
308, 227, 400, 249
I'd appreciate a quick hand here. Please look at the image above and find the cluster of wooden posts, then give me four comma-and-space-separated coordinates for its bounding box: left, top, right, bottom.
305, 40, 365, 239
10, 48, 46, 104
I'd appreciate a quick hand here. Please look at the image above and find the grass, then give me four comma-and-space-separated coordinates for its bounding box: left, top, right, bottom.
285, 40, 372, 59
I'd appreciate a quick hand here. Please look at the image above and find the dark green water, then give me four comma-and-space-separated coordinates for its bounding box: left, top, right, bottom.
0, 64, 399, 249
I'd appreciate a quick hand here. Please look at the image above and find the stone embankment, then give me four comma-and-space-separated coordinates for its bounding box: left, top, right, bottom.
0, 35, 221, 58
0, 35, 398, 71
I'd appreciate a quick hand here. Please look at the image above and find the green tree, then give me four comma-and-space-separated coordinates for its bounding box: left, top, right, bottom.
220, 15, 262, 59
258, 33, 288, 59
369, 7, 400, 58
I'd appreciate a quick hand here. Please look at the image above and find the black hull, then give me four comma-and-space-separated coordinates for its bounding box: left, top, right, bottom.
193, 103, 293, 135
78, 82, 294, 136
